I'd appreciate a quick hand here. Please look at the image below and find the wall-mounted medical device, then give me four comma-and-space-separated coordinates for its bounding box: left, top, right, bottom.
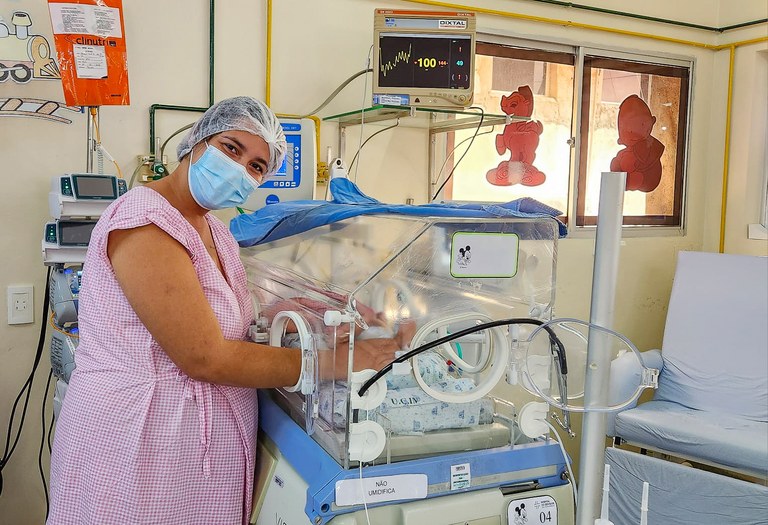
42, 220, 98, 265
49, 173, 127, 219
43, 173, 124, 265
372, 9, 476, 108
48, 267, 82, 419
241, 118, 317, 211
50, 328, 78, 384
49, 266, 82, 325
50, 327, 78, 420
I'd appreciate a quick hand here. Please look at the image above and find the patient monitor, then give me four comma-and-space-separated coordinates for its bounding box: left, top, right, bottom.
372, 9, 476, 107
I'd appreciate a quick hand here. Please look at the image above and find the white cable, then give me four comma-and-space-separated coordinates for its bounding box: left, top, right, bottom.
358, 433, 372, 525
543, 420, 577, 507
96, 143, 115, 163
353, 45, 373, 184
97, 146, 104, 174
96, 143, 124, 179
298, 68, 371, 119
410, 313, 509, 403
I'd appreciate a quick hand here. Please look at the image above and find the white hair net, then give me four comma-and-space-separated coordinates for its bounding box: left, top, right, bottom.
177, 96, 287, 177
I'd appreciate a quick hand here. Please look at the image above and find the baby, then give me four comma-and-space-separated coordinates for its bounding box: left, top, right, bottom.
261, 291, 416, 365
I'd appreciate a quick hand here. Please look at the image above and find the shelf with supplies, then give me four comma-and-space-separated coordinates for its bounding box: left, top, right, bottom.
323, 104, 527, 133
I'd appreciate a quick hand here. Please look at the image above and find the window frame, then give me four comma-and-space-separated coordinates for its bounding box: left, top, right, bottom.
575, 49, 693, 228
449, 33, 695, 235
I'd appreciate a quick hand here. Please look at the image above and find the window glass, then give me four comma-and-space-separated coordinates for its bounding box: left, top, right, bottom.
443, 38, 692, 231
577, 56, 690, 226
444, 42, 575, 215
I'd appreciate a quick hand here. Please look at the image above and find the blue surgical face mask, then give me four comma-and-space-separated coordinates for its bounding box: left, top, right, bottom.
187, 142, 260, 210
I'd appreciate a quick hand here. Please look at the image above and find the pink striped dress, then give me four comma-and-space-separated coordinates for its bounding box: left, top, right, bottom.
48, 186, 257, 525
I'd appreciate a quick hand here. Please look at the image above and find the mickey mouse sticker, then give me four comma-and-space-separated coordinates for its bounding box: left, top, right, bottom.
456, 245, 472, 268
513, 502, 528, 525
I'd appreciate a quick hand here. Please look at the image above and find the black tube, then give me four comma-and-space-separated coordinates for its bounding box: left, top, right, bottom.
525, 0, 767, 33
357, 318, 568, 397
0, 267, 51, 498
39, 368, 53, 518
720, 19, 768, 32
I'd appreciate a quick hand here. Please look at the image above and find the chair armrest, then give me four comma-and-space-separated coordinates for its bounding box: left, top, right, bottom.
638, 349, 663, 372
606, 349, 663, 436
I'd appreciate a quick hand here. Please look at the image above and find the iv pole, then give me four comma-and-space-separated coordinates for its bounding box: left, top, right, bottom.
86, 106, 100, 173
575, 171, 627, 525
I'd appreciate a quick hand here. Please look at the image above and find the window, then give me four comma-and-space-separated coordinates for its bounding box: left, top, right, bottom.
577, 55, 690, 226
443, 42, 575, 215
443, 37, 692, 231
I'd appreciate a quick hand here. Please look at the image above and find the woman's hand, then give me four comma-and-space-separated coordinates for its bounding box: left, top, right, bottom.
352, 338, 399, 372
319, 337, 399, 380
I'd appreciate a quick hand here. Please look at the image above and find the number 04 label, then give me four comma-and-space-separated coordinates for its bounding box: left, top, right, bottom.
507, 495, 557, 524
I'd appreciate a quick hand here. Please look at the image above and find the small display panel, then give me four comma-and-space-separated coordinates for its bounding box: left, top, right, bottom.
72, 175, 117, 199
58, 221, 97, 246
261, 128, 301, 189
377, 33, 472, 90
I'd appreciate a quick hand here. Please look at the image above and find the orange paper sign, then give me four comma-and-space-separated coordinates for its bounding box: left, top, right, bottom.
47, 0, 129, 106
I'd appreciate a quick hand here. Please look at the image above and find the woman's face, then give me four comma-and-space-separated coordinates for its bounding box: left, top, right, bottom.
197, 129, 271, 184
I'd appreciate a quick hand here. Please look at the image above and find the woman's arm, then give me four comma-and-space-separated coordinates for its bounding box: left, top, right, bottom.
108, 223, 301, 388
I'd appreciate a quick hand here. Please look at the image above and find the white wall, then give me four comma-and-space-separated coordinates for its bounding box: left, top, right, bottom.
721, 44, 768, 255
0, 1, 765, 523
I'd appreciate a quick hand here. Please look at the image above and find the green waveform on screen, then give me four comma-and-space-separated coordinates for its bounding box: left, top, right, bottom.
380, 44, 412, 77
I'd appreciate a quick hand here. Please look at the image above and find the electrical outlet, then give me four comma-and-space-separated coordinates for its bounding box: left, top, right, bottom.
7, 285, 33, 325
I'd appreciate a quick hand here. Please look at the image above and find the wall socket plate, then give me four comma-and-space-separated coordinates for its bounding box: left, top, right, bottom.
7, 285, 34, 325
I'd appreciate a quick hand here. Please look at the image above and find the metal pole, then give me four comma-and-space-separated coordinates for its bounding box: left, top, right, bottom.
575, 171, 626, 525
86, 106, 94, 172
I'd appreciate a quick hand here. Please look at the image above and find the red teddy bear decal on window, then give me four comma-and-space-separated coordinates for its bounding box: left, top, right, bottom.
610, 95, 665, 192
486, 85, 546, 187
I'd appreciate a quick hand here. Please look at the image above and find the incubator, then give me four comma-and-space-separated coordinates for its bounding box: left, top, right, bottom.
242, 213, 579, 524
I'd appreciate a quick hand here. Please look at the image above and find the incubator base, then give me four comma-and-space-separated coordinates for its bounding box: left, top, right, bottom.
251, 392, 575, 525
252, 432, 574, 525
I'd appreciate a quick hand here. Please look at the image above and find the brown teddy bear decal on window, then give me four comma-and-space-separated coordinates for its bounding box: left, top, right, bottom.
610, 94, 665, 192
486, 85, 546, 188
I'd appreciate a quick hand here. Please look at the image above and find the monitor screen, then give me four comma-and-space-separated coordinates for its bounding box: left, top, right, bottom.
373, 10, 475, 107
58, 221, 97, 246
73, 175, 117, 199
377, 33, 472, 90
260, 131, 301, 189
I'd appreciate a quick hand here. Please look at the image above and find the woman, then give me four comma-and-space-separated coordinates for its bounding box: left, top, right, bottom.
48, 97, 396, 524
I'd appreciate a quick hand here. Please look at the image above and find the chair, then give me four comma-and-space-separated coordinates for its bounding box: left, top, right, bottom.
606, 251, 768, 524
